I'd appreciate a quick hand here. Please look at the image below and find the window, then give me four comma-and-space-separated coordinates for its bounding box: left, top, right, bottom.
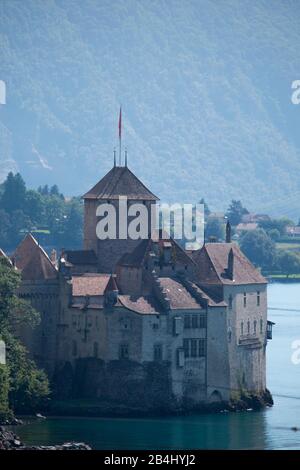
183, 339, 190, 358
93, 342, 99, 358
199, 315, 206, 328
228, 295, 233, 309
243, 293, 247, 307
184, 315, 191, 329
154, 344, 163, 361
192, 315, 198, 328
257, 291, 260, 306
241, 321, 244, 335
173, 316, 183, 335
119, 344, 129, 360
183, 339, 206, 358
247, 320, 250, 334
191, 339, 197, 357
198, 339, 206, 356
260, 318, 263, 334
254, 320, 257, 335
72, 340, 77, 357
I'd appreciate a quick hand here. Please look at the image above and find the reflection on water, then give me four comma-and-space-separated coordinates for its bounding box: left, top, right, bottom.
15, 283, 300, 449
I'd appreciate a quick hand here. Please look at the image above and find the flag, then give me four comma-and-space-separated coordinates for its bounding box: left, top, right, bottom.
118, 106, 122, 140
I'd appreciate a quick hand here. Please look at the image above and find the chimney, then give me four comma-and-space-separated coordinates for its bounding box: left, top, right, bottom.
227, 248, 234, 280
226, 220, 231, 243
104, 274, 119, 307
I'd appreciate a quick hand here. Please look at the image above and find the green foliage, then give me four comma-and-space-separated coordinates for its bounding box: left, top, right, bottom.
0, 258, 49, 419
1, 173, 26, 213
0, 172, 83, 250
268, 228, 281, 242
240, 229, 276, 270
0, 0, 300, 218
226, 200, 249, 226
206, 217, 224, 241
275, 251, 300, 277
259, 218, 293, 237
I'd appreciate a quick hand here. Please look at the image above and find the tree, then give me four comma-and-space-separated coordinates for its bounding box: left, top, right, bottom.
206, 217, 224, 241
259, 218, 293, 237
226, 200, 248, 226
0, 173, 26, 213
240, 229, 276, 270
50, 184, 60, 197
0, 210, 11, 247
199, 198, 211, 219
25, 190, 44, 225
0, 257, 49, 419
276, 251, 300, 277
268, 228, 280, 242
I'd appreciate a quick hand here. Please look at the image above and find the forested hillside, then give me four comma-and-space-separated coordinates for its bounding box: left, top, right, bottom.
0, 0, 300, 218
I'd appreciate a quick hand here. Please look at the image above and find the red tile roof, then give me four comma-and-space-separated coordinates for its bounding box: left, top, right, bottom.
194, 242, 267, 285
71, 274, 110, 296
11, 234, 57, 280
118, 294, 159, 314
83, 166, 158, 200
158, 277, 201, 309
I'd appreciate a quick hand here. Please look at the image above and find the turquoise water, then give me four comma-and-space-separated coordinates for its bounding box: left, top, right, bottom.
15, 283, 300, 449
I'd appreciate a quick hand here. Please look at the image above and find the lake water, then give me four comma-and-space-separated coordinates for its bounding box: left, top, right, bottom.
15, 283, 300, 449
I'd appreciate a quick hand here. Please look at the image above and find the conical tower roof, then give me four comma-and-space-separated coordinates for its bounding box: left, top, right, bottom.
83, 166, 158, 201
11, 233, 57, 280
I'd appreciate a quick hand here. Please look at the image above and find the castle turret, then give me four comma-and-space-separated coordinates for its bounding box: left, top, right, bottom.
83, 165, 159, 272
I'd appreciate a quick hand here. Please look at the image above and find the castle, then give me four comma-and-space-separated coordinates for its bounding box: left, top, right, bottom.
2, 162, 273, 412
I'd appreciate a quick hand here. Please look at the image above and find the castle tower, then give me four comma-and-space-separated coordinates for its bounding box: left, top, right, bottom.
83, 165, 159, 272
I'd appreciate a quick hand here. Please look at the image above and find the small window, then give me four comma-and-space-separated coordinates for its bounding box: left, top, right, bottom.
247, 320, 250, 334
93, 342, 99, 358
119, 344, 129, 360
199, 315, 206, 328
243, 293, 247, 307
241, 321, 244, 335
191, 339, 197, 358
153, 344, 162, 361
184, 315, 191, 329
228, 295, 233, 309
183, 339, 190, 358
198, 339, 206, 356
260, 318, 263, 334
254, 320, 257, 335
192, 315, 198, 329
257, 291, 260, 306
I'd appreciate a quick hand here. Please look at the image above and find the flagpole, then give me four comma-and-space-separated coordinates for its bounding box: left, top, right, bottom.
118, 106, 122, 166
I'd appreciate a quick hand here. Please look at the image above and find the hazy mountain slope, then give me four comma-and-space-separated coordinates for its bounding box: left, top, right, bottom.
0, 0, 300, 218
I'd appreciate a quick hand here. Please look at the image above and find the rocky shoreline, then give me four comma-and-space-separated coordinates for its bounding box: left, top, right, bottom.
0, 427, 91, 450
